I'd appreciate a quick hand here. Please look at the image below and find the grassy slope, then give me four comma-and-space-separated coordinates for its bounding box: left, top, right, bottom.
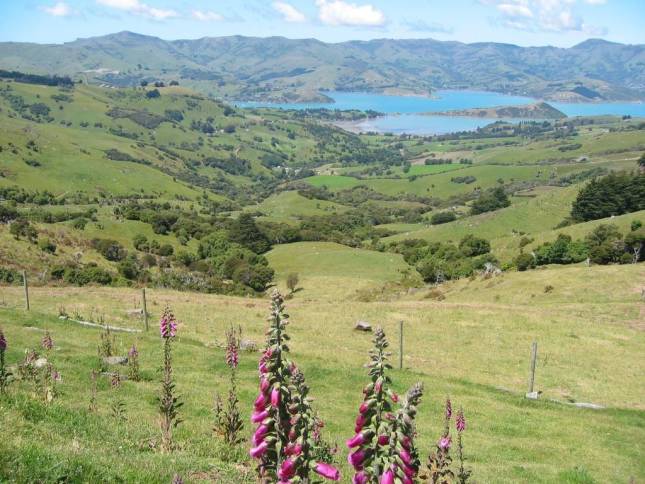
0, 262, 643, 482
266, 241, 416, 297
246, 191, 350, 222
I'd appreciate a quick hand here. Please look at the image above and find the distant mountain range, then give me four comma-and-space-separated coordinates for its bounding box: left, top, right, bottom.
0, 31, 643, 103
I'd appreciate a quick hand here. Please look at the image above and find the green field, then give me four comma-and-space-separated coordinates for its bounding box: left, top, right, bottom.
0, 77, 644, 483
0, 262, 643, 482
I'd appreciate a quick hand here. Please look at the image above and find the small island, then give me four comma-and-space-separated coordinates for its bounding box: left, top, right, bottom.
425, 102, 567, 119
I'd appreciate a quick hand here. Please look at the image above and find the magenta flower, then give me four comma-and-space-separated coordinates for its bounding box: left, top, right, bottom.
285, 442, 302, 456
128, 344, 138, 358
270, 387, 281, 407
380, 468, 395, 484
347, 431, 372, 448
456, 409, 466, 432
51, 370, 61, 381
259, 361, 268, 374
348, 449, 367, 468
439, 435, 452, 451
278, 459, 296, 480
314, 462, 340, 481
401, 435, 411, 449
378, 435, 389, 446
250, 440, 269, 458
225, 330, 239, 369
41, 331, 53, 351
260, 377, 270, 393
399, 448, 411, 465
445, 397, 452, 420
391, 392, 399, 403
159, 307, 178, 338
359, 401, 370, 414
352, 471, 368, 484
0, 329, 6, 351
254, 393, 267, 410
251, 409, 269, 423
402, 464, 416, 477
252, 424, 270, 446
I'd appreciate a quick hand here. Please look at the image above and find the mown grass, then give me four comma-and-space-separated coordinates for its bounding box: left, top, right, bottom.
0, 261, 643, 482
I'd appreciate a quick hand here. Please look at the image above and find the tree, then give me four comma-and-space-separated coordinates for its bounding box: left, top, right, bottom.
430, 211, 456, 225
9, 219, 38, 242
228, 213, 271, 254
514, 252, 536, 271
624, 228, 645, 263
571, 172, 645, 221
470, 187, 510, 215
459, 234, 490, 257
286, 273, 299, 294
146, 89, 160, 99
585, 224, 623, 264
639, 152, 645, 170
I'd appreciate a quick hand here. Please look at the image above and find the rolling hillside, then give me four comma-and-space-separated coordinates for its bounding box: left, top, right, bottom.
1, 33, 644, 102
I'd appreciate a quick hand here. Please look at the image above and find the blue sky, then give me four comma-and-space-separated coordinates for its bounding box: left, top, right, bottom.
0, 0, 643, 47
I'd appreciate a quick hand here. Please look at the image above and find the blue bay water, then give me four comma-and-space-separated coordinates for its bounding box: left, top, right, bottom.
237, 90, 645, 135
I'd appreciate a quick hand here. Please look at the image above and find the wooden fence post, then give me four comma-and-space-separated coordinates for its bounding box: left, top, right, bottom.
528, 341, 538, 394
22, 270, 30, 311
142, 288, 149, 332
399, 320, 404, 370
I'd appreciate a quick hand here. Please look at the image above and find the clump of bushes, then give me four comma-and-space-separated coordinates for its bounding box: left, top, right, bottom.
390, 235, 497, 283
514, 222, 645, 270
471, 187, 510, 215
571, 171, 644, 222
431, 211, 457, 225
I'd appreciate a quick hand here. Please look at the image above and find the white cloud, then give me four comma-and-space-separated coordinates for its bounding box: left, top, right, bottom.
192, 10, 223, 22
41, 2, 73, 16
273, 2, 306, 22
96, 0, 178, 20
315, 0, 385, 26
481, 0, 606, 33
497, 3, 533, 18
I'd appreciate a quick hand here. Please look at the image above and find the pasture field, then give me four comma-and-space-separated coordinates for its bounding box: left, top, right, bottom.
0, 261, 643, 483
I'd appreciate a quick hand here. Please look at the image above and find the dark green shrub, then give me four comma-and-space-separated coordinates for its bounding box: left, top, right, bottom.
430, 211, 456, 225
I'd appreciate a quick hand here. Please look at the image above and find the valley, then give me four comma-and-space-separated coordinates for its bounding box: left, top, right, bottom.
0, 29, 644, 484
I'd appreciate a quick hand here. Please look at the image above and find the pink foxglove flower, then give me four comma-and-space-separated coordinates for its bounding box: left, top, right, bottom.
278, 459, 296, 480
445, 397, 452, 420
378, 435, 389, 446
260, 376, 270, 392
159, 307, 178, 338
380, 468, 395, 484
439, 435, 452, 450
348, 449, 367, 468
128, 345, 138, 358
314, 462, 340, 481
352, 471, 369, 484
346, 432, 371, 448
254, 393, 267, 410
250, 440, 269, 458
399, 448, 411, 465
252, 424, 270, 446
41, 331, 53, 351
251, 409, 269, 423
285, 442, 302, 456
270, 387, 281, 407
456, 409, 466, 432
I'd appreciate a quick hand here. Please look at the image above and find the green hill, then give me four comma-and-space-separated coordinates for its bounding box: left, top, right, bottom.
1, 33, 643, 102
